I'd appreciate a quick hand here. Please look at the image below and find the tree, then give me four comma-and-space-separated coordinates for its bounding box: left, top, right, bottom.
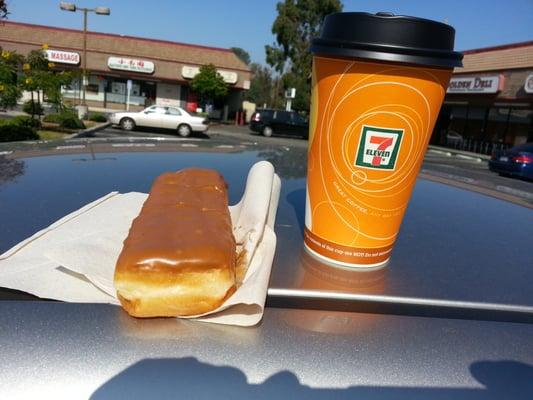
0, 45, 75, 114
0, 48, 23, 110
21, 49, 50, 118
245, 63, 274, 107
231, 47, 251, 65
190, 64, 228, 108
266, 0, 343, 110
41, 70, 76, 112
22, 47, 75, 115
0, 0, 8, 20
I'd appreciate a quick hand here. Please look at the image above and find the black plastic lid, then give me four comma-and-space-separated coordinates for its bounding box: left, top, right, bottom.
311, 12, 463, 68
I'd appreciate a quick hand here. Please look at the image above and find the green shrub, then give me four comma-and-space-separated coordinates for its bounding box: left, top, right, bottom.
42, 111, 85, 129
43, 113, 62, 123
0, 123, 39, 142
59, 114, 85, 129
22, 100, 44, 116
12, 115, 41, 129
88, 112, 107, 122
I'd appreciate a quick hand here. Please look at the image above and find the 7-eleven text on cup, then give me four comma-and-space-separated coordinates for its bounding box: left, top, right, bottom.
355, 125, 404, 170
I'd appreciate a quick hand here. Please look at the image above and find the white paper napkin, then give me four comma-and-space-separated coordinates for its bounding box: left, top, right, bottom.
0, 161, 281, 326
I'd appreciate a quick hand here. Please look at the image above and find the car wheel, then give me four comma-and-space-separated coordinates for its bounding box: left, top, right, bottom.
177, 124, 192, 137
120, 118, 135, 131
262, 126, 273, 137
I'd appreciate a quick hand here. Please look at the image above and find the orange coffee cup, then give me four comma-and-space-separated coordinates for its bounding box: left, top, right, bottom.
305, 12, 463, 268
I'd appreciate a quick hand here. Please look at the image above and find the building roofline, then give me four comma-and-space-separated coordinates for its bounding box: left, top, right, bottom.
0, 37, 253, 73
462, 40, 533, 55
1, 20, 235, 54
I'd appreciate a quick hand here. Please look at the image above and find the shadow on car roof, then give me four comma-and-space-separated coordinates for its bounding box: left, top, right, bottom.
90, 357, 533, 400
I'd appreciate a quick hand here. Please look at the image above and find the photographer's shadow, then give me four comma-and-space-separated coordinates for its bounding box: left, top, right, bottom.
90, 357, 533, 400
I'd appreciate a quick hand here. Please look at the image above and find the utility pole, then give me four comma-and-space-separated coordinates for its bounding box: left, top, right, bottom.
60, 2, 110, 118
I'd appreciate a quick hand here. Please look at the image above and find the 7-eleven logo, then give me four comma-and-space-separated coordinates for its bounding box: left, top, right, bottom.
355, 125, 404, 170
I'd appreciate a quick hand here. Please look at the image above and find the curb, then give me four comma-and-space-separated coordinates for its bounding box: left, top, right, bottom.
427, 145, 490, 162
67, 122, 111, 139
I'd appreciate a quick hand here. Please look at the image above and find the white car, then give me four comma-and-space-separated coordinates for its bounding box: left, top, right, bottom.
108, 105, 209, 137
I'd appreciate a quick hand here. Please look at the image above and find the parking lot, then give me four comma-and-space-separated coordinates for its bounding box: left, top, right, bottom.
93, 124, 533, 208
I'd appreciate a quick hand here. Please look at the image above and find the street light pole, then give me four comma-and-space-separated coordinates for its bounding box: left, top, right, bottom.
82, 7, 87, 107
59, 2, 110, 115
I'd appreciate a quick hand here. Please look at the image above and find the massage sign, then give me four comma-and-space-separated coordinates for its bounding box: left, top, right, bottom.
45, 49, 80, 65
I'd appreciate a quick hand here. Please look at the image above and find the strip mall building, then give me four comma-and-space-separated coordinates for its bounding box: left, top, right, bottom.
0, 21, 252, 117
0, 22, 532, 145
433, 41, 533, 147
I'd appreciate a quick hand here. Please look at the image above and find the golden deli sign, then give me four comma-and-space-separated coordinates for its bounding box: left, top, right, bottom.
107, 57, 155, 74
447, 75, 502, 94
45, 49, 80, 65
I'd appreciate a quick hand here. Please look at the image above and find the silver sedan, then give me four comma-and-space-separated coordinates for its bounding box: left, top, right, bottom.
109, 105, 209, 137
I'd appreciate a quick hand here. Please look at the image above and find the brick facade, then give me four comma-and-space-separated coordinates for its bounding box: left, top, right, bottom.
0, 21, 252, 115
436, 42, 533, 147
0, 21, 251, 86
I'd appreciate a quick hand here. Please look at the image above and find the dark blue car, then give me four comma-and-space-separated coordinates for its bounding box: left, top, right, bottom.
489, 143, 533, 180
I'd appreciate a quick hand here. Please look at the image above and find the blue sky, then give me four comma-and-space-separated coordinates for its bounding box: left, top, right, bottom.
7, 0, 533, 65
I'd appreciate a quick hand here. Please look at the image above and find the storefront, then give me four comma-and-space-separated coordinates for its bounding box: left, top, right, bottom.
432, 41, 533, 151
0, 21, 251, 117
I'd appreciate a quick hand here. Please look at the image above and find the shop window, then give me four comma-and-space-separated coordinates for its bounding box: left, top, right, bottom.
506, 108, 533, 145
449, 106, 467, 135
131, 83, 141, 97
509, 108, 532, 124
86, 76, 100, 94
485, 107, 510, 143
450, 106, 468, 119
63, 76, 81, 91
468, 107, 486, 120
464, 107, 487, 139
489, 107, 510, 122
86, 84, 99, 94
103, 78, 157, 106
111, 81, 126, 95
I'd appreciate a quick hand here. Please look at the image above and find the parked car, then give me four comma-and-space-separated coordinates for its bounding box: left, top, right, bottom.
488, 142, 533, 180
109, 105, 209, 137
250, 109, 309, 139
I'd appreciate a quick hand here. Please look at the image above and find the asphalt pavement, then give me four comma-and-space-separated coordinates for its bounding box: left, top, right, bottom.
94, 124, 533, 207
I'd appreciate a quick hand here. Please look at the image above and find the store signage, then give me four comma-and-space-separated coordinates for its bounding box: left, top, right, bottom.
181, 66, 200, 79
45, 49, 80, 65
525, 74, 533, 94
181, 65, 238, 84
217, 70, 238, 84
107, 57, 155, 74
447, 75, 501, 94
